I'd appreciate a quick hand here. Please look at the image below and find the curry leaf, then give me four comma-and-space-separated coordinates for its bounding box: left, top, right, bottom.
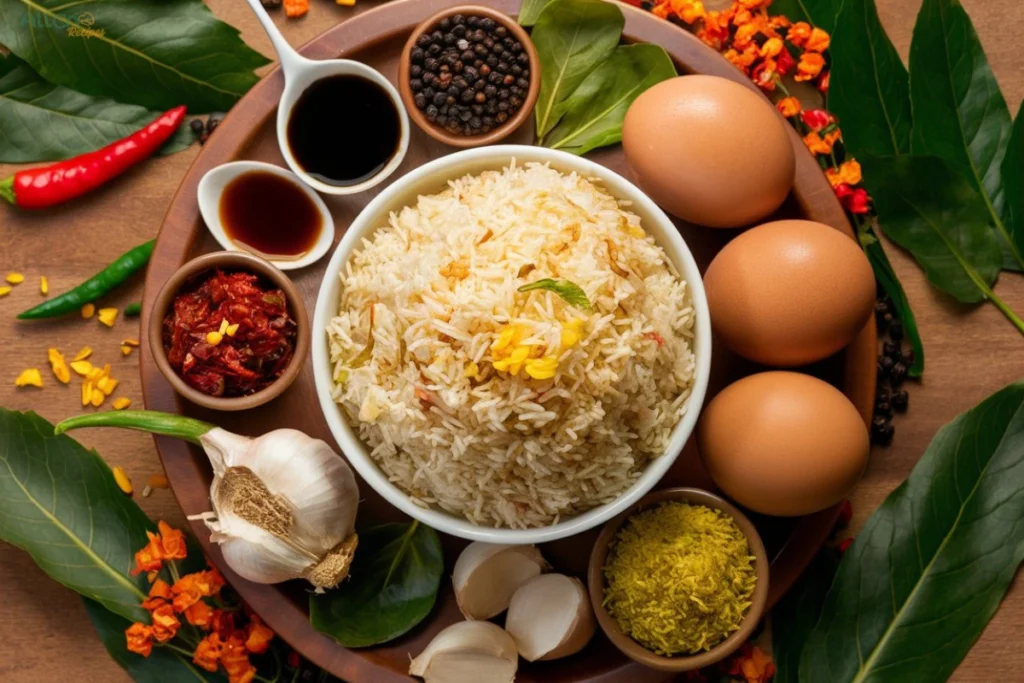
860, 229, 925, 376
829, 0, 911, 157
1001, 104, 1024, 259
83, 598, 227, 682
544, 44, 675, 155
310, 521, 443, 647
0, 0, 269, 113
768, 0, 841, 32
518, 0, 557, 27
519, 278, 591, 310
797, 380, 1024, 682
0, 409, 152, 623
771, 549, 840, 683
908, 0, 1020, 271
0, 54, 196, 163
861, 154, 1001, 305
531, 0, 622, 139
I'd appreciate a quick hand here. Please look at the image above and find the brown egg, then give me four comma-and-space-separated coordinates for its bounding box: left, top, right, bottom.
622, 75, 795, 228
704, 219, 875, 366
698, 372, 868, 517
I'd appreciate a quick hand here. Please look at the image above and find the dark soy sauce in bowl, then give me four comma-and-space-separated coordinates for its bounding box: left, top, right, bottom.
287, 75, 401, 187
220, 171, 322, 259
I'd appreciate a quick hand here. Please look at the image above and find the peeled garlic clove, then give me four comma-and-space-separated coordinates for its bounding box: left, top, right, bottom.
453, 542, 548, 620
410, 621, 517, 683
505, 573, 595, 661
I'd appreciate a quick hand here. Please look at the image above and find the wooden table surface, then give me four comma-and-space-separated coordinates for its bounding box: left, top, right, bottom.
1, 1, 1021, 681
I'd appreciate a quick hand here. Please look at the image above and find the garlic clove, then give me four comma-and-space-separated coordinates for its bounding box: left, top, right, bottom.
452, 542, 548, 620
505, 573, 596, 661
410, 621, 517, 683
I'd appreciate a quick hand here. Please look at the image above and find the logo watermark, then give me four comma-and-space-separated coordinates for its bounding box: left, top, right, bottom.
20, 11, 105, 38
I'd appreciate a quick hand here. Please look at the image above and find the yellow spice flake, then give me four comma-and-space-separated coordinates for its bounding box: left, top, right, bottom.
97, 307, 118, 327
97, 376, 119, 396
15, 369, 43, 388
206, 331, 224, 346
603, 502, 757, 656
112, 397, 132, 410
122, 338, 140, 347
74, 346, 93, 362
219, 318, 230, 335
82, 303, 96, 318
70, 360, 94, 376
336, 0, 355, 6
6, 272, 24, 285
464, 361, 480, 379
147, 473, 169, 489
225, 323, 239, 337
121, 345, 134, 357
90, 388, 105, 407
47, 348, 71, 384
40, 276, 48, 295
0, 286, 11, 297
81, 380, 92, 406
112, 466, 133, 495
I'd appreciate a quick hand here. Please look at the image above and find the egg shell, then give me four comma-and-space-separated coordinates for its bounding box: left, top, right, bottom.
703, 219, 875, 366
697, 371, 869, 517
622, 74, 795, 228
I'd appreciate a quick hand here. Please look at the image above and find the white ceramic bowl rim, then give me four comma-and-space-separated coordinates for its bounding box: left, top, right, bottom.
197, 160, 336, 271
312, 145, 712, 544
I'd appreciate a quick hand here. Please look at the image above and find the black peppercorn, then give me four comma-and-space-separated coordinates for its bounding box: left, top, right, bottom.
470, 116, 482, 129
510, 95, 523, 107
439, 17, 452, 30
424, 57, 439, 72
428, 43, 442, 56
901, 349, 915, 367
883, 340, 899, 358
414, 93, 427, 109
496, 111, 509, 123
261, 0, 282, 8
410, 64, 423, 78
461, 89, 475, 102
425, 104, 438, 121
481, 17, 495, 30
433, 91, 447, 106
443, 32, 456, 46
467, 15, 479, 26
892, 389, 909, 413
190, 119, 205, 135
417, 33, 431, 48
498, 100, 509, 112
422, 86, 435, 100
511, 64, 523, 77
890, 362, 907, 385
889, 321, 903, 340
495, 25, 508, 37
459, 109, 472, 122
517, 51, 529, 64
875, 400, 893, 418
486, 55, 499, 68
871, 419, 894, 446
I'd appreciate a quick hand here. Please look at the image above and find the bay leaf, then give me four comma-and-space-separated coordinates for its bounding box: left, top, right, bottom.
531, 0, 622, 139
83, 598, 228, 682
1001, 105, 1024, 261
518, 0, 556, 27
861, 154, 1001, 305
829, 0, 911, 157
544, 43, 675, 155
771, 549, 840, 683
0, 409, 152, 623
798, 380, 1024, 682
860, 229, 924, 376
908, 0, 1020, 271
768, 0, 841, 32
310, 521, 443, 648
0, 54, 196, 163
0, 0, 269, 114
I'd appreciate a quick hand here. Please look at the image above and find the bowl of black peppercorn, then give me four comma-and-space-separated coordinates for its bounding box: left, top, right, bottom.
399, 5, 540, 147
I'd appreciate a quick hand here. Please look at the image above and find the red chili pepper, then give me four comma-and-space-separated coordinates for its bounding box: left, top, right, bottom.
0, 106, 186, 210
800, 108, 834, 132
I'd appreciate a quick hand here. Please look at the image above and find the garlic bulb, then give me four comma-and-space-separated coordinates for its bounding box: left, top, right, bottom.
410, 621, 518, 683
53, 411, 360, 591
505, 574, 595, 661
191, 427, 360, 590
452, 542, 548, 620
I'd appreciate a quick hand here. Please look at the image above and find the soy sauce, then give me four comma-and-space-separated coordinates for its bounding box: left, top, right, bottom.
287, 75, 400, 187
220, 171, 322, 259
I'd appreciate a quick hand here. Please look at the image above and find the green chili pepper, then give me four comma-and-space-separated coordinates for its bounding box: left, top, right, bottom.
55, 410, 214, 444
124, 302, 142, 317
17, 240, 155, 320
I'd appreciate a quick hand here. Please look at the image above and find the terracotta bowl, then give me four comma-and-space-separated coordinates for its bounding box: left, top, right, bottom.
398, 5, 540, 147
588, 487, 770, 673
148, 251, 309, 411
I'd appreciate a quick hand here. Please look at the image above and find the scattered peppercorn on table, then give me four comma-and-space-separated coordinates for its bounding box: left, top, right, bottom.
1, 1, 1023, 682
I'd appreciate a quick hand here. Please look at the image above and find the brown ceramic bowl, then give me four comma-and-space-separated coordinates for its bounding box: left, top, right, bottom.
398, 5, 540, 147
148, 251, 309, 412
588, 487, 770, 673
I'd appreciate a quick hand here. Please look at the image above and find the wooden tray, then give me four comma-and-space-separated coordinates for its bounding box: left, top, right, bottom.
140, 1, 876, 680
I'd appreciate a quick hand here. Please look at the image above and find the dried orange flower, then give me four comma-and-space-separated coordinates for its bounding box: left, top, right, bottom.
776, 96, 801, 118
142, 578, 173, 610
132, 531, 164, 575
158, 521, 187, 560
759, 36, 784, 58
172, 568, 225, 612
244, 614, 274, 654
796, 51, 826, 81
193, 632, 223, 673
803, 131, 832, 155
185, 600, 216, 628
826, 159, 863, 188
222, 635, 256, 683
668, 0, 705, 24
805, 27, 831, 52
150, 603, 181, 643
740, 645, 776, 683
125, 623, 153, 657
787, 21, 812, 47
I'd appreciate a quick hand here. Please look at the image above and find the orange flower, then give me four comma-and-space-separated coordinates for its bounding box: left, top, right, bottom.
787, 21, 812, 47
185, 600, 216, 628
768, 15, 791, 30
803, 131, 831, 155
132, 531, 164, 575
150, 603, 181, 643
651, 1, 671, 19
193, 632, 223, 673
796, 52, 826, 81
805, 27, 831, 52
669, 0, 705, 24
760, 37, 784, 58
141, 578, 173, 610
125, 623, 153, 657
740, 645, 776, 683
158, 521, 188, 561
776, 96, 801, 118
211, 609, 237, 639
724, 45, 759, 72
244, 615, 274, 654
826, 159, 862, 187
738, 0, 770, 9
222, 636, 256, 683
696, 9, 732, 49
172, 569, 225, 612
751, 58, 778, 90
733, 21, 761, 49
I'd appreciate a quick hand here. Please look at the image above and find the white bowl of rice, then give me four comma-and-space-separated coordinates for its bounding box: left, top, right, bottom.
312, 146, 711, 544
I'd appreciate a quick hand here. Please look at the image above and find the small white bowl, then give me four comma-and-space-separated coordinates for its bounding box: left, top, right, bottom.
312, 146, 712, 544
197, 161, 335, 271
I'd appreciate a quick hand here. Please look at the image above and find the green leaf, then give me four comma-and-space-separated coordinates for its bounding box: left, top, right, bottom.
544, 43, 676, 155
861, 154, 1001, 304
908, 0, 1020, 271
771, 549, 840, 683
83, 598, 227, 682
768, 0, 841, 32
518, 0, 556, 27
1002, 104, 1024, 260
797, 380, 1024, 682
860, 229, 925, 376
0, 0, 269, 113
310, 521, 443, 647
829, 0, 911, 157
0, 54, 196, 163
0, 409, 152, 623
518, 278, 591, 310
531, 0, 622, 139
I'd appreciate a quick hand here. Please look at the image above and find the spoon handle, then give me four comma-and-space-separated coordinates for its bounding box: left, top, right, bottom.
242, 0, 309, 78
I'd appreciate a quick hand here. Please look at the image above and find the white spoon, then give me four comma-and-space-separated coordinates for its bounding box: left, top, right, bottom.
243, 0, 410, 195
198, 161, 335, 270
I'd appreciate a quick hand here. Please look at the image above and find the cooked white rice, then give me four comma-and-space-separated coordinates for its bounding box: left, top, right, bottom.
327, 161, 695, 528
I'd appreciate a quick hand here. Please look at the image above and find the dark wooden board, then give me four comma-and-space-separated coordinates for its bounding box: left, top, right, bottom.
139, 0, 875, 679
